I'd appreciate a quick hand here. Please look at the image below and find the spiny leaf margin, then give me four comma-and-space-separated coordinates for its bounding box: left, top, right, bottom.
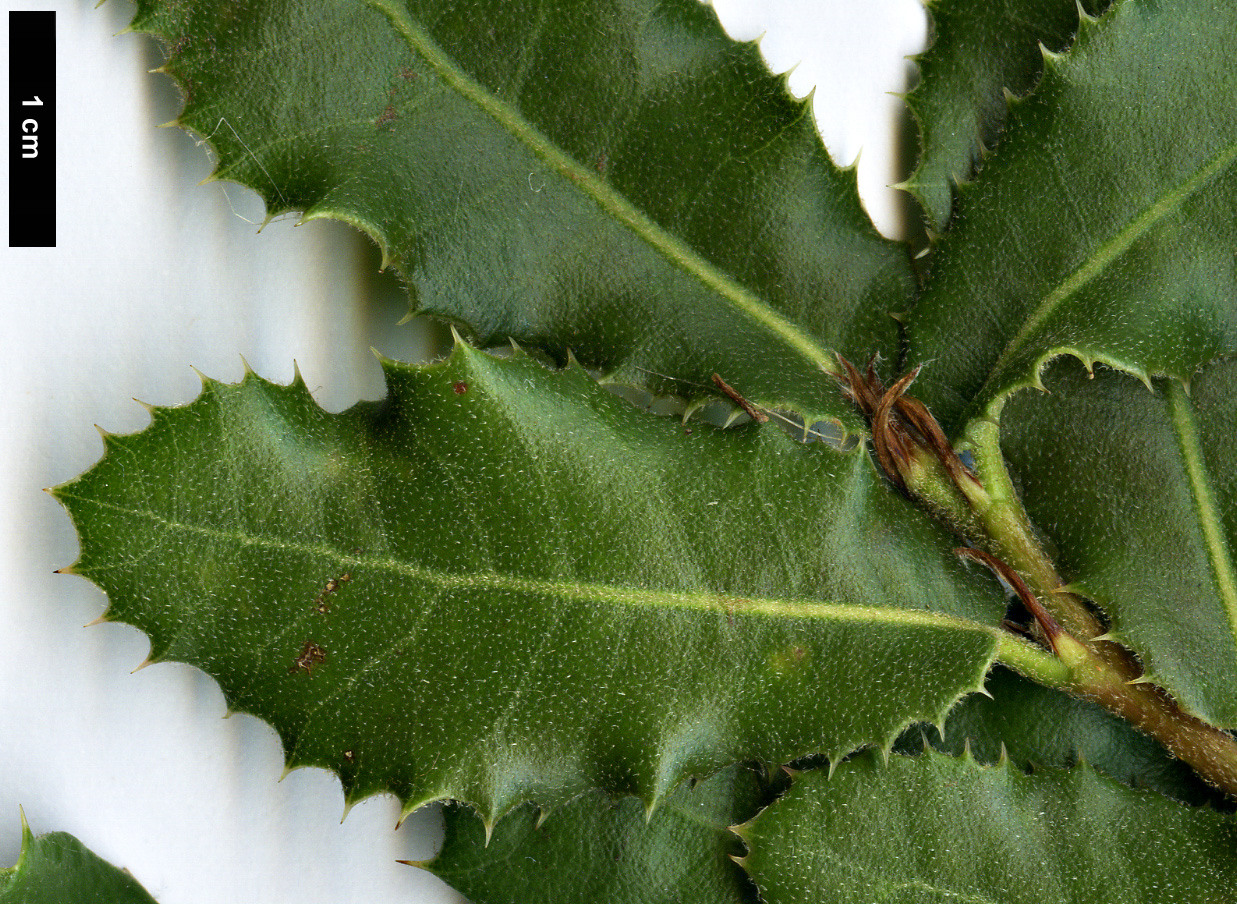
741, 748, 1237, 904
1001, 358, 1237, 727
906, 0, 1237, 435
903, 0, 1110, 232
121, 0, 917, 432
0, 813, 158, 904
53, 342, 1002, 827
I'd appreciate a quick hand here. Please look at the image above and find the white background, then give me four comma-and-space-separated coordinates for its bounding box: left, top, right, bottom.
0, 1, 926, 901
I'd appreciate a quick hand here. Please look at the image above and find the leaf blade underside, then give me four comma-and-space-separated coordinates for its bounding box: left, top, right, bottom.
906, 0, 1237, 434
743, 749, 1237, 904
54, 345, 1001, 824
127, 0, 916, 429
1002, 358, 1237, 727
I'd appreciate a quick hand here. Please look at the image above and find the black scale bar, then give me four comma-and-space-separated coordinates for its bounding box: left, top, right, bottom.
9, 10, 56, 248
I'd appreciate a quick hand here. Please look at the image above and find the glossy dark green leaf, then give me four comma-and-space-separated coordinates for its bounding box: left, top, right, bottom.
905, 0, 1108, 232
742, 749, 1237, 904
54, 343, 1001, 824
126, 0, 916, 430
906, 0, 1237, 434
1000, 357, 1237, 727
0, 815, 157, 904
894, 666, 1220, 806
426, 763, 781, 904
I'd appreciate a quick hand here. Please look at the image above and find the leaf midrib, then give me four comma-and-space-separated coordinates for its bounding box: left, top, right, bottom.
1166, 380, 1237, 645
62, 491, 987, 633
978, 134, 1237, 417
360, 0, 836, 374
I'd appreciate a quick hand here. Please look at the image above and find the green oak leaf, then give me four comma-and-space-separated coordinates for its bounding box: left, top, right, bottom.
741, 749, 1237, 904
425, 763, 784, 904
1000, 357, 1237, 727
893, 666, 1220, 807
905, 0, 1109, 232
906, 0, 1237, 434
126, 0, 917, 430
53, 342, 1002, 825
0, 813, 157, 904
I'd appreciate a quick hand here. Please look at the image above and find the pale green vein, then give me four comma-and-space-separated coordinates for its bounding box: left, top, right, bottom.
982, 135, 1237, 413
59, 490, 992, 635
1167, 380, 1237, 644
357, 0, 837, 375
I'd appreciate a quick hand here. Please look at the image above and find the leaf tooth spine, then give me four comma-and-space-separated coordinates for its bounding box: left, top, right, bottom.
130, 656, 158, 674
1038, 40, 1064, 68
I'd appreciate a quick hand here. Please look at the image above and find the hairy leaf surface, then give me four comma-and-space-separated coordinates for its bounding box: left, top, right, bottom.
906, 0, 1237, 434
127, 0, 915, 429
0, 816, 157, 904
427, 763, 779, 904
905, 0, 1108, 232
54, 344, 1001, 822
1001, 358, 1237, 727
742, 749, 1237, 904
894, 666, 1220, 806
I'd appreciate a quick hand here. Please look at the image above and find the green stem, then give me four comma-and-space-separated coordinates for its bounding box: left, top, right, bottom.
906, 416, 1237, 796
995, 634, 1072, 686
962, 419, 1102, 640
998, 629, 1237, 797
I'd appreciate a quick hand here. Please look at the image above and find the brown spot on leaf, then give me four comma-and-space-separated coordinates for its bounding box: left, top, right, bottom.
453, 381, 468, 395
291, 641, 327, 674
376, 105, 397, 128
343, 749, 356, 762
